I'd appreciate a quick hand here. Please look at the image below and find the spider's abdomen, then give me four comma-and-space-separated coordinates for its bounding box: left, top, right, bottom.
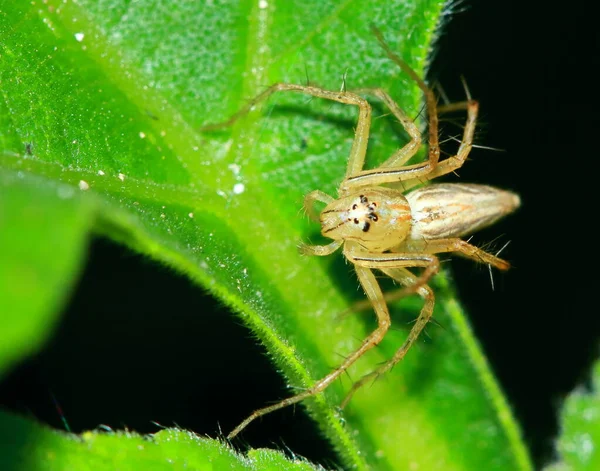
406, 183, 521, 240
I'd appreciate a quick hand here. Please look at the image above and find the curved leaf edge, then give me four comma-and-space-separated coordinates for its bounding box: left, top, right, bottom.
0, 409, 328, 471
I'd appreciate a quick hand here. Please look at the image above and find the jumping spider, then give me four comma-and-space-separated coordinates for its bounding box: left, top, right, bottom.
203, 26, 520, 439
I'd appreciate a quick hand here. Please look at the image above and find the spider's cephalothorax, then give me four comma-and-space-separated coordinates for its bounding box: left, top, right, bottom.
204, 26, 520, 440
320, 188, 412, 251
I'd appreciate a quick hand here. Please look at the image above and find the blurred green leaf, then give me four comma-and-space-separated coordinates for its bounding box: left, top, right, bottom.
0, 1, 532, 469
545, 362, 600, 471
0, 173, 92, 376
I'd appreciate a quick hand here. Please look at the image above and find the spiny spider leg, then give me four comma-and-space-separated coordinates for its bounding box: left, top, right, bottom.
401, 98, 479, 191
341, 267, 435, 408
201, 83, 374, 184
227, 249, 392, 439
404, 238, 511, 270
346, 236, 512, 313
339, 236, 513, 404
340, 27, 441, 193
351, 87, 422, 169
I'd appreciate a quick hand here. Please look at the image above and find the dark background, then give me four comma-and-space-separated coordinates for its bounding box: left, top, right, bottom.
1, 2, 598, 470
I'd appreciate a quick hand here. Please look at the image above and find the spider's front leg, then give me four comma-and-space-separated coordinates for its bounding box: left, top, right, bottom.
303, 190, 334, 222
200, 83, 376, 186
339, 81, 440, 194
401, 98, 479, 191
200, 83, 368, 132
337, 27, 441, 195
339, 28, 482, 194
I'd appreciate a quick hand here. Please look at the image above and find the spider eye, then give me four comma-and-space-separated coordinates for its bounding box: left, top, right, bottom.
352, 204, 357, 210
353, 218, 359, 224
362, 222, 371, 232
360, 195, 368, 204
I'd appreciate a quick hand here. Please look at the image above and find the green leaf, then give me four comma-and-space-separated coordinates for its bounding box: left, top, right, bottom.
546, 362, 600, 471
0, 172, 93, 376
0, 1, 533, 470
0, 409, 324, 470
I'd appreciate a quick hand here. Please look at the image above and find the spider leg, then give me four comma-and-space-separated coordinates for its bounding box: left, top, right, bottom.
341, 267, 435, 408
298, 190, 343, 256
303, 190, 334, 222
340, 28, 481, 193
339, 28, 440, 193
404, 238, 511, 271
341, 237, 509, 406
350, 88, 422, 169
333, 248, 439, 409
298, 240, 342, 257
344, 236, 510, 315
201, 83, 373, 186
227, 243, 391, 439
401, 99, 479, 191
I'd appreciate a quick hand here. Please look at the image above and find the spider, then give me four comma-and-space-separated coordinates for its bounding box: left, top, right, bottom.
203, 26, 520, 439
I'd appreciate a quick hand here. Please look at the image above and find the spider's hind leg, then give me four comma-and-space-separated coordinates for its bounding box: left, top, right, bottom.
341, 266, 435, 408
226, 257, 392, 439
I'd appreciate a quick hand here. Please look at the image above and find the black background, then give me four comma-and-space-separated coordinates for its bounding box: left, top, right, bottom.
1, 2, 599, 470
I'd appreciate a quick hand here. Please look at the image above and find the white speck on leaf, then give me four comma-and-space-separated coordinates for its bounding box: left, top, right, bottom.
228, 163, 241, 175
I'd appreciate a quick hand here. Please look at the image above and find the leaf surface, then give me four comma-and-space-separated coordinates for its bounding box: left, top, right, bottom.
0, 410, 324, 471
0, 1, 532, 469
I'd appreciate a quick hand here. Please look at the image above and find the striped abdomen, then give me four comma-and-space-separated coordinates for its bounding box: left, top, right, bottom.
405, 183, 521, 240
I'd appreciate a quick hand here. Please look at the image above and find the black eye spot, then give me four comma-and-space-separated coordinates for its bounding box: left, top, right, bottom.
362, 222, 371, 232
360, 195, 368, 204
372, 202, 377, 207
353, 218, 359, 224
369, 214, 378, 222
352, 204, 357, 210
